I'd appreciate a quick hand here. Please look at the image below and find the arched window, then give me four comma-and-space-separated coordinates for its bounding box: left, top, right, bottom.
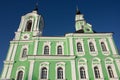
41, 67, 47, 79
57, 45, 62, 55
22, 48, 27, 58
107, 66, 114, 78
101, 42, 107, 51
57, 67, 63, 79
77, 42, 83, 52
44, 46, 49, 55
89, 42, 95, 52
94, 66, 100, 78
80, 67, 86, 79
25, 20, 32, 31
17, 71, 23, 80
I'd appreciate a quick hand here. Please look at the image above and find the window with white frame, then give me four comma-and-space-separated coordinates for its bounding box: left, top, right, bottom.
22, 48, 27, 58
57, 67, 63, 79
56, 62, 65, 80
107, 66, 114, 78
39, 62, 49, 80
25, 20, 32, 31
94, 66, 101, 79
101, 42, 107, 51
77, 42, 83, 52
44, 45, 49, 55
89, 42, 95, 52
41, 67, 47, 79
80, 67, 86, 79
78, 58, 88, 80
17, 71, 23, 80
57, 45, 62, 55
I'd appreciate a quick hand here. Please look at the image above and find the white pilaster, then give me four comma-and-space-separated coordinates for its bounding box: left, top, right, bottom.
28, 60, 34, 80
11, 44, 18, 61
69, 38, 74, 55
71, 60, 76, 80
6, 64, 13, 79
6, 44, 14, 61
33, 40, 38, 55
108, 37, 117, 54
1, 64, 8, 79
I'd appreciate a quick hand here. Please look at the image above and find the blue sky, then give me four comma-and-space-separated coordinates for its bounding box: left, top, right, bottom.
0, 0, 120, 74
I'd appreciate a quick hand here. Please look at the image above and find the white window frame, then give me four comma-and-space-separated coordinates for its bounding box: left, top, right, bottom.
92, 58, 104, 80
56, 42, 64, 55
20, 45, 28, 61
15, 66, 25, 80
99, 38, 110, 55
42, 41, 51, 55
78, 58, 89, 80
88, 39, 98, 56
39, 62, 49, 80
56, 62, 65, 80
23, 17, 34, 32
76, 39, 85, 56
105, 57, 118, 80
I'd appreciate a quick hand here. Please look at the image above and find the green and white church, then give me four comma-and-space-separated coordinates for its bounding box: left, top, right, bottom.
1, 6, 120, 80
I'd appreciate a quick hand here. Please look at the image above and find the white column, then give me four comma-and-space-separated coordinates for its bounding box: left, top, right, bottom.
6, 64, 13, 79
11, 44, 18, 61
108, 37, 117, 54
115, 59, 120, 73
33, 40, 38, 55
69, 37, 74, 55
1, 64, 8, 79
71, 60, 76, 80
28, 60, 34, 80
6, 44, 14, 61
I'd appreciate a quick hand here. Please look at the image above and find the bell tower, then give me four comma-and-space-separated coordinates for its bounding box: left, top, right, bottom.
14, 6, 44, 40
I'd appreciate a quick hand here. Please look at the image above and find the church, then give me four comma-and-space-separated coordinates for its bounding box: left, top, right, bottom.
1, 5, 120, 80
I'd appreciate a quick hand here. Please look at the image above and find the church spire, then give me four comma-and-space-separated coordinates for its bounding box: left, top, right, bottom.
76, 6, 81, 14
33, 3, 38, 11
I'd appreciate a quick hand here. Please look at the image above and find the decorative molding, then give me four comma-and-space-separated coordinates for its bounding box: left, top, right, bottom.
28, 60, 34, 80
71, 60, 76, 80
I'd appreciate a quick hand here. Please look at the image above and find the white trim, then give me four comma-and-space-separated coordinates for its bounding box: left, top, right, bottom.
6, 64, 13, 79
115, 59, 120, 73
1, 65, 9, 79
56, 42, 64, 55
6, 44, 14, 61
28, 60, 34, 80
33, 40, 38, 55
15, 66, 25, 80
78, 58, 89, 80
11, 44, 18, 61
71, 60, 76, 80
105, 57, 118, 80
39, 62, 49, 80
99, 38, 110, 55
108, 37, 117, 54
76, 39, 85, 56
42, 41, 51, 55
92, 58, 104, 80
19, 45, 28, 61
88, 38, 98, 56
69, 37, 74, 55
56, 62, 65, 80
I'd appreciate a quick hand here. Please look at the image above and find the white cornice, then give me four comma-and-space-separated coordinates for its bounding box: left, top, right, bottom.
27, 55, 75, 60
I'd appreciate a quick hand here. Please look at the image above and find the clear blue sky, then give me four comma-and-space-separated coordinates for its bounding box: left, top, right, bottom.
0, 0, 120, 74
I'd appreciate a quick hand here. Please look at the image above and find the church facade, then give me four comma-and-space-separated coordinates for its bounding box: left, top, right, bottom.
1, 7, 120, 80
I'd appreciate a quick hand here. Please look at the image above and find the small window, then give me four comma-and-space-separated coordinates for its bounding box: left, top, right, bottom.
22, 48, 27, 58
107, 66, 114, 78
77, 42, 83, 52
44, 46, 49, 55
17, 71, 23, 80
41, 67, 47, 79
89, 42, 95, 52
25, 20, 32, 31
80, 67, 86, 79
101, 42, 107, 51
57, 67, 63, 79
57, 45, 62, 55
94, 66, 100, 78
